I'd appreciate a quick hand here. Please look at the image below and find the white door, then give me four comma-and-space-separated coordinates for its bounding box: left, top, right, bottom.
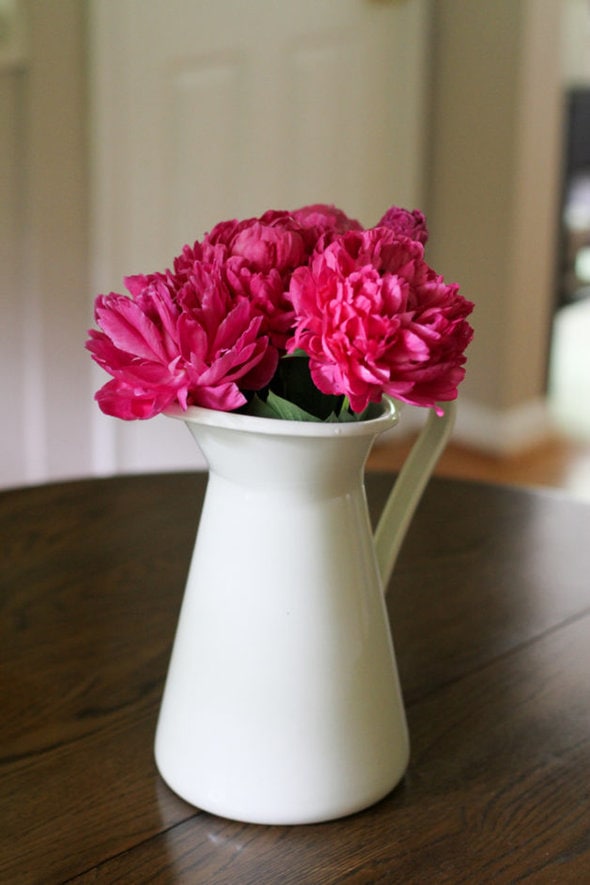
89, 0, 430, 474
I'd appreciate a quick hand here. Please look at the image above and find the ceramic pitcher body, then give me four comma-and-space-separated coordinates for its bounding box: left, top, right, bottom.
155, 398, 454, 825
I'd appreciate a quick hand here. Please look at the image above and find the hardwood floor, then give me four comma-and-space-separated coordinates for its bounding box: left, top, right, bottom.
367, 430, 590, 502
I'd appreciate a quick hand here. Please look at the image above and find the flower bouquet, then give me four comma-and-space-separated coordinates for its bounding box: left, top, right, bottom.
86, 203, 473, 423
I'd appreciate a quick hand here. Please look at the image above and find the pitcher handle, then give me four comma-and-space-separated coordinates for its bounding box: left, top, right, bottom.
374, 400, 456, 592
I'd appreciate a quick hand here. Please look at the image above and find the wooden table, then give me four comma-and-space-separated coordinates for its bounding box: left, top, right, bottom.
1, 472, 589, 883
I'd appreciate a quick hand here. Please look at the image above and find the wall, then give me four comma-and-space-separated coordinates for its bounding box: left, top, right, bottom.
0, 0, 92, 489
562, 0, 590, 84
0, 1, 571, 489
0, 0, 27, 487
425, 0, 563, 453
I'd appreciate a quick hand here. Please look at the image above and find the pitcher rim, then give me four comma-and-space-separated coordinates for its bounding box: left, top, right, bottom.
164, 396, 399, 437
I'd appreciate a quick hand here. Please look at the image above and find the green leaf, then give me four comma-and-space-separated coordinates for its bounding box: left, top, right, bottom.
334, 398, 381, 422
239, 363, 386, 424
241, 395, 283, 419
264, 391, 323, 422
241, 392, 322, 422
276, 356, 343, 420
336, 408, 360, 423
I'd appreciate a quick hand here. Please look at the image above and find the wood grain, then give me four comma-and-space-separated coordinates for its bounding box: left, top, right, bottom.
1, 473, 589, 883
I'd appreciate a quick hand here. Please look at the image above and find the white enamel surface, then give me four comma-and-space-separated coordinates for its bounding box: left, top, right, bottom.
155, 401, 449, 825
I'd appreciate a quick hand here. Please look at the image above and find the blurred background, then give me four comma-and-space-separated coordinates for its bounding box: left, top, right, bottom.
2, 0, 590, 495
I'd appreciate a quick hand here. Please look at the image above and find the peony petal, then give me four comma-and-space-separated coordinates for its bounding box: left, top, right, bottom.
95, 295, 170, 363
95, 379, 177, 420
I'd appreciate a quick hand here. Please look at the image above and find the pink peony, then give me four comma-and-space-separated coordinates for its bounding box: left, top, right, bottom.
204, 211, 308, 274
87, 203, 474, 421
376, 206, 429, 245
291, 203, 363, 247
171, 240, 204, 280
287, 229, 473, 413
86, 270, 277, 419
201, 211, 310, 348
218, 257, 294, 349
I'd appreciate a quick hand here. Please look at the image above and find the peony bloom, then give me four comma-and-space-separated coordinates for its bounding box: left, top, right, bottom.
171, 240, 204, 281
291, 203, 363, 247
86, 269, 277, 419
376, 206, 429, 245
201, 211, 309, 348
87, 279, 186, 419
287, 229, 473, 414
204, 211, 308, 274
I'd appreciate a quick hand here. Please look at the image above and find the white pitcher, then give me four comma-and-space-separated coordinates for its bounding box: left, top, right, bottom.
155, 398, 455, 825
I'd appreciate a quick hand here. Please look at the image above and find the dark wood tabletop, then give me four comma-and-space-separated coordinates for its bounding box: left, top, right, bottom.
1, 471, 589, 884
